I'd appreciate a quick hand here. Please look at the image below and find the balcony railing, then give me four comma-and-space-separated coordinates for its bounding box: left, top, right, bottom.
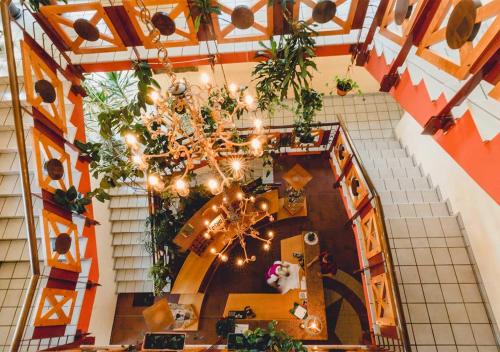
329, 114, 410, 352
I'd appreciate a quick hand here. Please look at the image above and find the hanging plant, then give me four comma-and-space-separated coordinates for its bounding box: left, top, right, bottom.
148, 261, 173, 296
53, 186, 92, 215
294, 88, 323, 144
28, 0, 68, 12
333, 75, 362, 96
191, 0, 221, 32
252, 20, 318, 112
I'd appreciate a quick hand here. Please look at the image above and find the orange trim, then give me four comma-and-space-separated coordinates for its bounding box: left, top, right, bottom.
80, 44, 352, 72
365, 50, 500, 204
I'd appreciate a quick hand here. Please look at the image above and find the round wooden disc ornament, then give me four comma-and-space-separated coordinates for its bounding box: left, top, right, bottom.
231, 5, 255, 30
152, 12, 176, 36
446, 0, 481, 49
44, 159, 64, 180
73, 18, 100, 42
312, 0, 336, 24
55, 233, 72, 255
35, 79, 56, 104
394, 0, 413, 25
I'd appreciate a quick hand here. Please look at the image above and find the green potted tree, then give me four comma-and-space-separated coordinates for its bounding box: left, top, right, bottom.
334, 75, 361, 96
233, 321, 307, 352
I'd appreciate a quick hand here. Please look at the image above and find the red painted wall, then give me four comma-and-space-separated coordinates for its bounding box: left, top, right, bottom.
365, 51, 500, 204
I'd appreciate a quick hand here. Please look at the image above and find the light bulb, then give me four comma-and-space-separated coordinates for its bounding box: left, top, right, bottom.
254, 118, 263, 129
251, 138, 261, 150
148, 174, 160, 186
132, 155, 142, 165
236, 258, 244, 266
200, 73, 210, 85
236, 192, 243, 200
263, 243, 270, 251
207, 178, 220, 194
231, 159, 242, 171
244, 94, 254, 105
212, 205, 217, 211
267, 231, 274, 238
203, 232, 211, 239
220, 254, 228, 262
210, 247, 216, 254
204, 219, 210, 226
150, 90, 160, 103
261, 202, 268, 211
228, 83, 238, 93
125, 134, 137, 146
175, 178, 190, 197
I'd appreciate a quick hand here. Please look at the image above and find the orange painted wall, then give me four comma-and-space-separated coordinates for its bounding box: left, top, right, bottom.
365, 51, 500, 204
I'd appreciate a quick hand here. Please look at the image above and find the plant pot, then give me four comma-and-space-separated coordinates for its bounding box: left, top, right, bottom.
336, 83, 352, 96
337, 88, 348, 96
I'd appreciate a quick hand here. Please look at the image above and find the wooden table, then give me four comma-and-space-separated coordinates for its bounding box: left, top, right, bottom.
222, 233, 328, 340
282, 164, 313, 190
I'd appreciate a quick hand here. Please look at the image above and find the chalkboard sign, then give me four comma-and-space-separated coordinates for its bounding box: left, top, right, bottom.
142, 332, 186, 351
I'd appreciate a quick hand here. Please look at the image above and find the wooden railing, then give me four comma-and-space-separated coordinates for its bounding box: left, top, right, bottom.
329, 114, 411, 352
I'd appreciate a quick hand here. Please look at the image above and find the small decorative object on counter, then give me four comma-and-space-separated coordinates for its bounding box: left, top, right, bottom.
304, 231, 319, 246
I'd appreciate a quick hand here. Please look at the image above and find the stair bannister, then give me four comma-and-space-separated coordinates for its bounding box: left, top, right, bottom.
333, 114, 411, 352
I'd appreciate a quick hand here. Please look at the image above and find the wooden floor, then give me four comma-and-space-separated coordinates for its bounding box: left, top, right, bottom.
110, 153, 369, 345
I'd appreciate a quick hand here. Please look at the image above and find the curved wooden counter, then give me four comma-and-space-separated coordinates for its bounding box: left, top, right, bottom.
171, 188, 279, 294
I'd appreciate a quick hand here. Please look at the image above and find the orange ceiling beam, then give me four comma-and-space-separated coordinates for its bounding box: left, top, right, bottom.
79, 44, 353, 73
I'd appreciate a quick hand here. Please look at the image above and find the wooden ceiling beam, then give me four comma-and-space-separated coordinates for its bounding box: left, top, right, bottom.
355, 0, 390, 66
79, 44, 352, 73
379, 0, 440, 92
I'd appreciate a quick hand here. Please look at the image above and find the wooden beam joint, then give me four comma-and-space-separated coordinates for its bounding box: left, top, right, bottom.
379, 72, 400, 92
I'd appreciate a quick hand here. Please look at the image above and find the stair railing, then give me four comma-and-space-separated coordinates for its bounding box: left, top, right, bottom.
330, 114, 411, 352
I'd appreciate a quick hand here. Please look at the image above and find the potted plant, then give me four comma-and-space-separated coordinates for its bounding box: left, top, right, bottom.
334, 75, 361, 96
234, 321, 307, 352
53, 186, 92, 215
148, 261, 172, 296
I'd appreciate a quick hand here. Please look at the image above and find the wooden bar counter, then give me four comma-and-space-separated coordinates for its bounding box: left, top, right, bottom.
223, 233, 328, 340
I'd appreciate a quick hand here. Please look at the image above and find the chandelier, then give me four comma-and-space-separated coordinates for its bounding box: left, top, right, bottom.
205, 190, 275, 265
125, 76, 265, 197
124, 4, 266, 197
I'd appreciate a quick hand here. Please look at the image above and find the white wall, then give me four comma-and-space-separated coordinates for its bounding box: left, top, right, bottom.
88, 179, 117, 345
395, 113, 500, 334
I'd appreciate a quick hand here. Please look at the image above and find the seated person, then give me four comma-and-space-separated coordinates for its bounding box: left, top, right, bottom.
307, 251, 338, 279
265, 261, 291, 292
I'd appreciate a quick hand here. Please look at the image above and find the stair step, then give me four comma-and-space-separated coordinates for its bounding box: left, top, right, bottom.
353, 139, 402, 151
112, 232, 146, 246
366, 165, 423, 179
114, 256, 152, 270
382, 202, 451, 218
113, 244, 149, 258
115, 268, 149, 282
110, 208, 149, 221
379, 189, 441, 205
109, 195, 148, 209
116, 280, 153, 293
111, 220, 147, 233
0, 196, 42, 218
372, 176, 432, 192
385, 216, 462, 238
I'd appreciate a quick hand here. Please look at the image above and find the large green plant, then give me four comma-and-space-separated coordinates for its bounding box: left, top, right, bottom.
191, 0, 221, 32
79, 62, 159, 203
235, 321, 307, 352
252, 21, 318, 112
294, 88, 323, 144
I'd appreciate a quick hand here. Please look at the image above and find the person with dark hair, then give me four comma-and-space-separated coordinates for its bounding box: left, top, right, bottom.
307, 251, 338, 279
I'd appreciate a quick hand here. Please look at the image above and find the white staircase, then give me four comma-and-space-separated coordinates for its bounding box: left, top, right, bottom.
0, 71, 89, 350
352, 136, 498, 349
